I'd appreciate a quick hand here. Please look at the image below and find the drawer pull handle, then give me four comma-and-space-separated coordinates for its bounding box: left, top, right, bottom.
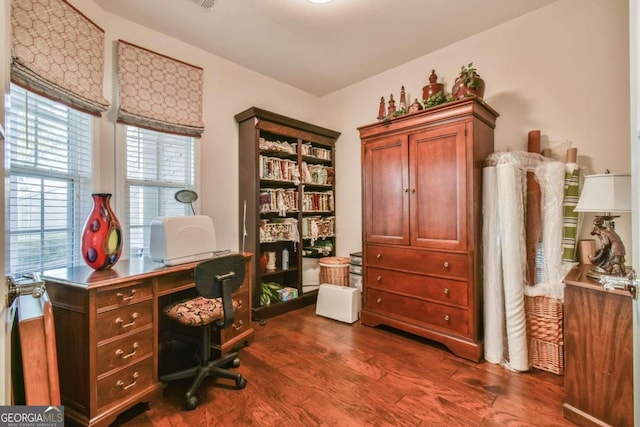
411, 189, 416, 194
233, 320, 244, 331
237, 299, 243, 308
116, 289, 137, 301
115, 342, 139, 360
376, 298, 382, 304
443, 288, 450, 295
115, 312, 139, 328
376, 276, 382, 282
376, 253, 382, 260
116, 372, 139, 390
443, 261, 450, 269
444, 315, 450, 321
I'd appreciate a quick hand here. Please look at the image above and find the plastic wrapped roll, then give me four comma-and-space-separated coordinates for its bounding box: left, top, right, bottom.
483, 166, 504, 364
497, 163, 529, 372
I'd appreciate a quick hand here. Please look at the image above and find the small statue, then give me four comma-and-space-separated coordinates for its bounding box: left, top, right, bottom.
399, 86, 407, 111
588, 216, 626, 276
387, 94, 396, 116
408, 98, 423, 113
377, 96, 386, 120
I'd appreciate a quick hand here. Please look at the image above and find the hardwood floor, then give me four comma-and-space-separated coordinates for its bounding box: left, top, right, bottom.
116, 304, 574, 427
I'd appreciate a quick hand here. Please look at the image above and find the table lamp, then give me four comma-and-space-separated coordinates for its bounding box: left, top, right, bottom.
574, 172, 631, 278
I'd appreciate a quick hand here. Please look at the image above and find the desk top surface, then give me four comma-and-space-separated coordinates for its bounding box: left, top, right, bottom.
43, 252, 252, 289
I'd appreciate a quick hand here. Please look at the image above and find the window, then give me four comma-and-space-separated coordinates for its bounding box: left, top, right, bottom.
125, 126, 195, 258
5, 84, 93, 275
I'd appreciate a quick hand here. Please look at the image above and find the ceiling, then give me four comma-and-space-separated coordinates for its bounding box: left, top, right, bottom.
94, 0, 558, 96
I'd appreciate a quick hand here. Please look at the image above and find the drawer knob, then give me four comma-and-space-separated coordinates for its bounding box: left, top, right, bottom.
444, 314, 450, 321
115, 312, 139, 328
403, 188, 409, 193
116, 289, 137, 301
376, 298, 382, 304
116, 372, 139, 390
443, 288, 450, 295
376, 253, 382, 260
376, 276, 382, 282
233, 320, 244, 331
443, 261, 450, 269
115, 342, 139, 360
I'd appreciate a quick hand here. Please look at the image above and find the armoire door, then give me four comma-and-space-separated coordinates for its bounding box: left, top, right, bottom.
362, 135, 409, 245
409, 121, 468, 250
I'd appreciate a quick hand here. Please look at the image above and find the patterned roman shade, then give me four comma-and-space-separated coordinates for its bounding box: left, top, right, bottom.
10, 0, 110, 115
117, 40, 205, 138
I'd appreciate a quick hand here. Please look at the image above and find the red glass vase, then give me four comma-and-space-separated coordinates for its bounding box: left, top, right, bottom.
81, 193, 123, 270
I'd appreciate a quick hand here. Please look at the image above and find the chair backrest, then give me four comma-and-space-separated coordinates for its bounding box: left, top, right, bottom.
194, 253, 245, 328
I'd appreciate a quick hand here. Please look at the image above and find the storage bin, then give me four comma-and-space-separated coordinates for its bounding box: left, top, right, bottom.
525, 295, 564, 375
319, 256, 350, 286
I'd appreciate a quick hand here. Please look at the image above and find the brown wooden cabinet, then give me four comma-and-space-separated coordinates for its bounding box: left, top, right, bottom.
235, 107, 340, 321
563, 265, 634, 427
44, 255, 254, 427
358, 97, 498, 362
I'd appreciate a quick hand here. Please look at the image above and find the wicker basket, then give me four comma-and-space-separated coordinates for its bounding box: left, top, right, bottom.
319, 256, 350, 286
524, 295, 564, 375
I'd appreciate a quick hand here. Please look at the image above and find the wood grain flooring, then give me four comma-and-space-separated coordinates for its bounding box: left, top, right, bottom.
115, 305, 574, 427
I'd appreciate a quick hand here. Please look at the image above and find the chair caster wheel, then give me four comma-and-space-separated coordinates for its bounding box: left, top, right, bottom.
236, 376, 247, 389
232, 357, 241, 368
185, 396, 198, 410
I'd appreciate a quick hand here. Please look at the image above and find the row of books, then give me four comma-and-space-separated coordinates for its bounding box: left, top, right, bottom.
302, 191, 334, 212
301, 142, 331, 160
259, 188, 299, 214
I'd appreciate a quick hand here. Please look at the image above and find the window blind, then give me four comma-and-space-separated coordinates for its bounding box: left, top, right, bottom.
6, 83, 93, 275
118, 40, 204, 137
125, 126, 195, 258
11, 0, 110, 115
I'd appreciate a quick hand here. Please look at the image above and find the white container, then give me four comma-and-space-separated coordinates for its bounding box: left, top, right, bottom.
315, 284, 361, 324
282, 247, 289, 270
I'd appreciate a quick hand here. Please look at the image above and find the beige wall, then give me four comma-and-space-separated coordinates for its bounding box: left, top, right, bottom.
322, 0, 632, 259
2, 0, 631, 259
66, 0, 323, 251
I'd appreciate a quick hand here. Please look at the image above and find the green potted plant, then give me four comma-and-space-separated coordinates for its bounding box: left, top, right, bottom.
452, 62, 485, 100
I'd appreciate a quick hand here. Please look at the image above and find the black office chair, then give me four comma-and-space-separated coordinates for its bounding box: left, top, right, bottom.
160, 253, 247, 410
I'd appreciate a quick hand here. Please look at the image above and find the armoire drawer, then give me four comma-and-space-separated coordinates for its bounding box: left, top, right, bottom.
366, 267, 468, 306
366, 288, 469, 336
97, 327, 154, 375
97, 300, 153, 342
366, 244, 468, 279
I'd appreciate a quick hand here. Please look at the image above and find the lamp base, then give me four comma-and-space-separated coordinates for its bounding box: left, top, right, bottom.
587, 215, 627, 277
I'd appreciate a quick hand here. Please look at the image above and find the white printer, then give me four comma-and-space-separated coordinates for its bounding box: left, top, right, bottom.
149, 215, 217, 266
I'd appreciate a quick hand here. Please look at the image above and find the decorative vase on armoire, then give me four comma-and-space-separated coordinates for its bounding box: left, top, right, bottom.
81, 193, 123, 270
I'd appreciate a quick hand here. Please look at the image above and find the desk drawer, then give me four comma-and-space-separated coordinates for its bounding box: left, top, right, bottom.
97, 281, 152, 310
366, 267, 468, 306
220, 291, 250, 342
366, 244, 468, 279
366, 288, 469, 336
97, 358, 153, 409
97, 300, 153, 342
97, 328, 153, 376
157, 269, 196, 295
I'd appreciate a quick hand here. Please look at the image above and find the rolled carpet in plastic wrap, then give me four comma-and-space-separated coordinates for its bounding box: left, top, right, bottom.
482, 166, 504, 365
562, 148, 580, 262
496, 162, 529, 372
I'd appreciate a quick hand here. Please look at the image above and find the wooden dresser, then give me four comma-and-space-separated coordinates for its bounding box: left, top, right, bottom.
358, 97, 498, 362
563, 265, 634, 426
44, 254, 253, 427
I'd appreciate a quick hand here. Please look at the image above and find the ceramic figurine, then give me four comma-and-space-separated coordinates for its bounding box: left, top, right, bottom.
422, 69, 445, 102
387, 94, 396, 116
408, 98, 423, 113
399, 86, 407, 111
377, 96, 386, 119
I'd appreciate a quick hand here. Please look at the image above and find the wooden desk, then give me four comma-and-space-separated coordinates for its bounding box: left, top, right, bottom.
563, 265, 634, 426
44, 254, 254, 427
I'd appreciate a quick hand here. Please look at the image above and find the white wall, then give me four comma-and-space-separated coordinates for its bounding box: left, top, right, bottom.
322, 0, 632, 259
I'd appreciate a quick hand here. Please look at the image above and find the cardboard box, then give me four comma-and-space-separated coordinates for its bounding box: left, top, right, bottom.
277, 287, 298, 301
